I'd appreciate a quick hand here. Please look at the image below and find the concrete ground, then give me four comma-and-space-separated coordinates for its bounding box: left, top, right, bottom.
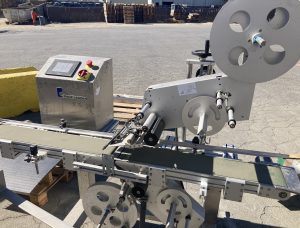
0, 22, 299, 228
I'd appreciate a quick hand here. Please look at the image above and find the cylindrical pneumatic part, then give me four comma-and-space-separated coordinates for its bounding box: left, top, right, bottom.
124, 133, 136, 145
144, 118, 165, 146
137, 102, 152, 120
227, 108, 236, 128
216, 91, 223, 109
142, 113, 157, 132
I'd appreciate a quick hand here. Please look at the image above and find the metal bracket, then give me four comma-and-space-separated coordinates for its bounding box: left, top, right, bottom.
224, 178, 245, 202
257, 184, 290, 200
62, 150, 77, 171
0, 139, 15, 159
148, 167, 166, 188
199, 180, 208, 197
0, 170, 6, 192
102, 154, 115, 176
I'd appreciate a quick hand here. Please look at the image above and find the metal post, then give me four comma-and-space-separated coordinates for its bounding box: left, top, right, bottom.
166, 202, 177, 228
177, 127, 186, 142
203, 187, 222, 227
207, 64, 213, 75
0, 170, 6, 192
175, 128, 179, 151
99, 208, 111, 227
187, 62, 193, 78
184, 215, 191, 228
77, 171, 96, 199
139, 198, 147, 228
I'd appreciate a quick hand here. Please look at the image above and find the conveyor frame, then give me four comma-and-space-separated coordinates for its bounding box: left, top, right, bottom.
0, 119, 300, 227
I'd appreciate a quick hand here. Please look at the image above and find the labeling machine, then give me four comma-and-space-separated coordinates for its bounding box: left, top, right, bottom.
1, 0, 300, 227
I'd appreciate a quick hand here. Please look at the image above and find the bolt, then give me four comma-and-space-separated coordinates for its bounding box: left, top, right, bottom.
252, 34, 266, 48
228, 120, 236, 129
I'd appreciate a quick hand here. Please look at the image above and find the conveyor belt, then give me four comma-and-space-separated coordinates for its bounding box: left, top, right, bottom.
0, 125, 114, 155
1, 124, 298, 192
118, 147, 288, 187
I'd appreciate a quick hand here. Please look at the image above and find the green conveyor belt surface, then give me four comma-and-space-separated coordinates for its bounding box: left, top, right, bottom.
119, 147, 287, 187
0, 125, 114, 155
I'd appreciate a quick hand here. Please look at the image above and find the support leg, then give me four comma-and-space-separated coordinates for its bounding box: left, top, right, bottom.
177, 127, 186, 143
139, 197, 147, 228
77, 171, 96, 199
203, 187, 222, 227
0, 170, 6, 191
187, 63, 193, 78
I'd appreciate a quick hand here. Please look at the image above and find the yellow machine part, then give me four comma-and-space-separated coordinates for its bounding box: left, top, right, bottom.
0, 67, 39, 118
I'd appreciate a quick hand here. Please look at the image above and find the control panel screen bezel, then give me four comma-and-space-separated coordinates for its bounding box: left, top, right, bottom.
46, 59, 81, 77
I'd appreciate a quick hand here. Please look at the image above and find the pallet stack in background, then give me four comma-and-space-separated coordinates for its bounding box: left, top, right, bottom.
0, 0, 18, 8
133, 4, 144, 23
104, 3, 116, 23
143, 4, 155, 23
154, 5, 171, 23
114, 3, 124, 23
104, 4, 219, 24
123, 5, 135, 24
0, 0, 18, 16
104, 3, 161, 24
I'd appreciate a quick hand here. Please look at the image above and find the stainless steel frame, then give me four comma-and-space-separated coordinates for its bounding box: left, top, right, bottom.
0, 120, 299, 228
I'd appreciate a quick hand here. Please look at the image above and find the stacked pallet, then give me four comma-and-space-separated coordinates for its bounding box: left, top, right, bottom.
103, 4, 172, 24
104, 2, 115, 23
114, 3, 124, 23
154, 6, 171, 22
123, 5, 135, 24
133, 4, 143, 23
0, 0, 17, 9
29, 165, 73, 206
113, 94, 143, 122
143, 4, 155, 23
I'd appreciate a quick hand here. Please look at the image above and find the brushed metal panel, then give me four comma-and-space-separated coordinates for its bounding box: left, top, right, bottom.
36, 55, 113, 130
0, 154, 59, 194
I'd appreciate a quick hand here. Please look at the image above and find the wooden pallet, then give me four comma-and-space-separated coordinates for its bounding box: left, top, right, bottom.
28, 164, 73, 206
113, 94, 143, 122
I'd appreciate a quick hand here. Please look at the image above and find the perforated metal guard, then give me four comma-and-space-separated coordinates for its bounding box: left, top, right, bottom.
82, 182, 138, 228
211, 0, 300, 83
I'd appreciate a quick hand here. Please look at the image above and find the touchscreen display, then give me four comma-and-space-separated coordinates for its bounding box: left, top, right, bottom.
52, 62, 74, 73
46, 59, 81, 77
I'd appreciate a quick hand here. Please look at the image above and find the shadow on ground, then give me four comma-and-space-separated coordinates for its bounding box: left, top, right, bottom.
217, 217, 283, 228
10, 111, 41, 123
279, 194, 300, 211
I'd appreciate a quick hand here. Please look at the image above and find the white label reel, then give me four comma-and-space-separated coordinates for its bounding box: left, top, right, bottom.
211, 0, 300, 83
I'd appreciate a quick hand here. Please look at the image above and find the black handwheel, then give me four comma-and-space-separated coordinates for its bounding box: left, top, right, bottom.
195, 66, 216, 77
192, 50, 212, 59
